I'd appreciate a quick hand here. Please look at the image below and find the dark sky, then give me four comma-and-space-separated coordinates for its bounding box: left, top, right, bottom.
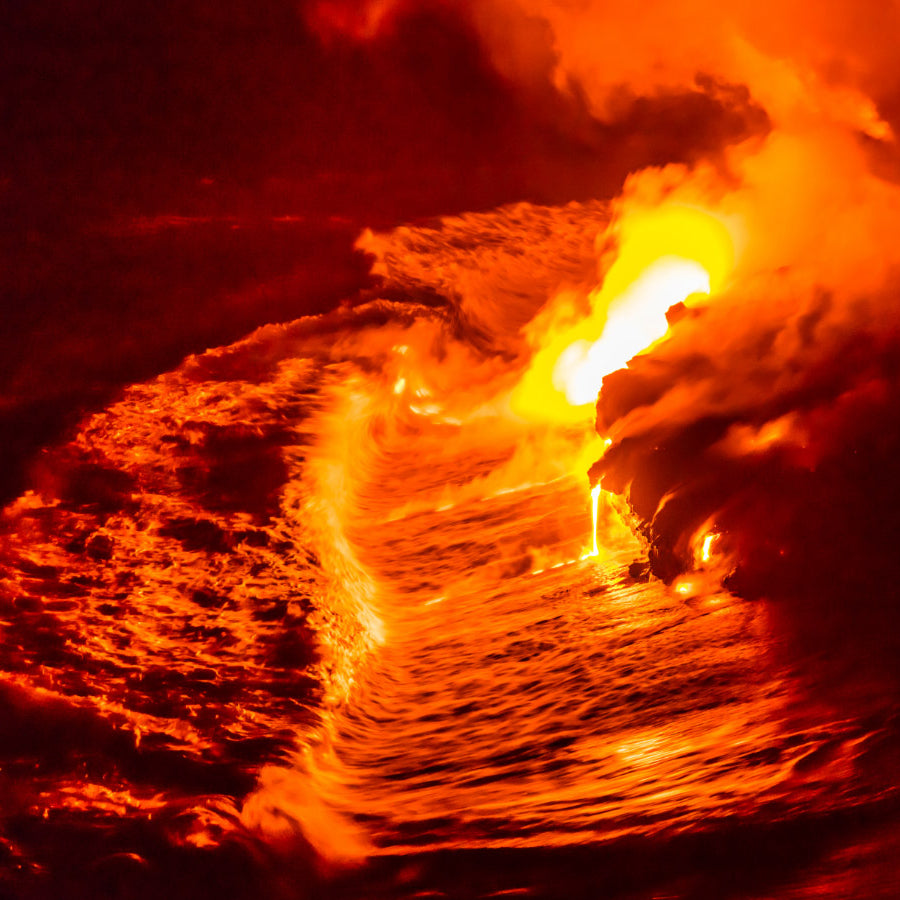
1, 0, 768, 222
3, 0, 545, 222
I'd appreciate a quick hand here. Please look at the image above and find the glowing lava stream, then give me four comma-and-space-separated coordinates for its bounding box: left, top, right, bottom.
505, 203, 738, 573
293, 183, 882, 863
275, 368, 849, 864
554, 256, 711, 406
512, 204, 737, 425
588, 483, 601, 558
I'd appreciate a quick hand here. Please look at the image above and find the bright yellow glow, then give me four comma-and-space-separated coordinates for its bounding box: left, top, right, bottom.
691, 520, 723, 570
579, 483, 603, 560
511, 204, 736, 422
606, 203, 735, 299
590, 483, 601, 557
555, 257, 710, 405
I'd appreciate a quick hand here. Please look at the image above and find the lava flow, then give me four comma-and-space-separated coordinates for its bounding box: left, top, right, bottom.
5, 1, 900, 899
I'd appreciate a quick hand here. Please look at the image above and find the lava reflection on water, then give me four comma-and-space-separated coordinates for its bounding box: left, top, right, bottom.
0, 200, 897, 900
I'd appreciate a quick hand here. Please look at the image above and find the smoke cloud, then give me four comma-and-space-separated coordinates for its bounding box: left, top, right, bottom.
329, 1, 900, 626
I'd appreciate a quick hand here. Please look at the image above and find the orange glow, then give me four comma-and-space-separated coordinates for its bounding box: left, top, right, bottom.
512, 204, 737, 423
700, 532, 717, 564
714, 414, 803, 457
8, 3, 900, 891
689, 521, 729, 572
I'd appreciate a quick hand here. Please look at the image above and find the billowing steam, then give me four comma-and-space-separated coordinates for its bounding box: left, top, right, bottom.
316, 0, 900, 615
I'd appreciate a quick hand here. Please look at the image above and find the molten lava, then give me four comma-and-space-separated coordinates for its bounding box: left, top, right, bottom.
5, 2, 900, 898
512, 204, 736, 423
587, 482, 601, 558
555, 256, 711, 405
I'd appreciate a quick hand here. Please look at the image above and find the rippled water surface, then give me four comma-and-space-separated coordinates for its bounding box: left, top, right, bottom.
0, 227, 897, 899
303, 399, 900, 900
